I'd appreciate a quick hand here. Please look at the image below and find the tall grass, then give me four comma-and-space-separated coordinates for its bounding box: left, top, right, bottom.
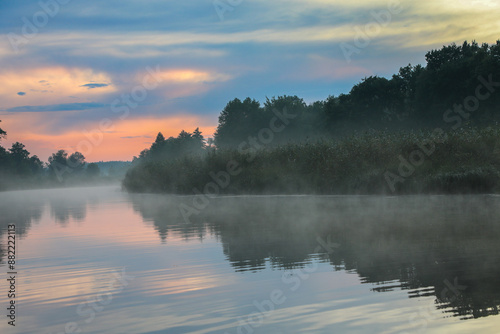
123, 126, 500, 194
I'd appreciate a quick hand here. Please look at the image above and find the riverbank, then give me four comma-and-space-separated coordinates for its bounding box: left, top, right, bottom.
0, 176, 122, 192
123, 126, 500, 195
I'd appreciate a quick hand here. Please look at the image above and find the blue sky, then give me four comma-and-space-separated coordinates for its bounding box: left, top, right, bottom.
0, 0, 499, 161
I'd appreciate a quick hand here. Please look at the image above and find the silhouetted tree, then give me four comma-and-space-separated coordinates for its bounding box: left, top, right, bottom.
214, 98, 263, 148
7, 142, 43, 176
415, 40, 500, 124
9, 142, 29, 161
263, 95, 309, 142
68, 152, 86, 172
86, 163, 100, 178
28, 155, 44, 175
0, 120, 6, 140
324, 94, 352, 132
155, 132, 165, 143
139, 129, 206, 162
48, 150, 69, 181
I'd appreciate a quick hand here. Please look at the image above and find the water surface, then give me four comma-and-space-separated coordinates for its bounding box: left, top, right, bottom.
1, 186, 500, 333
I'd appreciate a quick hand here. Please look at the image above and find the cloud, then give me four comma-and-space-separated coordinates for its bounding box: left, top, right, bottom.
6, 102, 108, 112
17, 92, 26, 96
120, 135, 153, 139
2, 0, 500, 162
80, 83, 110, 89
0, 67, 116, 109
156, 70, 231, 83
30, 89, 52, 93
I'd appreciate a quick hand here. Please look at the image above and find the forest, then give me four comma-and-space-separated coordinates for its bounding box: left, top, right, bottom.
123, 40, 500, 194
0, 125, 129, 191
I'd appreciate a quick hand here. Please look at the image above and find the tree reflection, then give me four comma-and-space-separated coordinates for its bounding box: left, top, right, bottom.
49, 197, 87, 226
0, 187, 105, 264
0, 191, 44, 265
130, 193, 500, 320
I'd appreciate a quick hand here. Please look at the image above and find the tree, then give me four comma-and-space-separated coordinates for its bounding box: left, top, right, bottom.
0, 146, 8, 166
86, 163, 100, 178
192, 127, 203, 141
324, 94, 352, 132
48, 150, 69, 181
28, 155, 44, 175
139, 149, 149, 159
0, 123, 44, 180
390, 64, 424, 120
9, 142, 30, 161
0, 120, 7, 170
176, 129, 205, 156
348, 76, 395, 123
155, 132, 165, 143
68, 152, 86, 172
8, 142, 31, 175
414, 40, 500, 124
48, 150, 68, 166
264, 95, 306, 115
135, 128, 207, 164
0, 120, 6, 141
262, 95, 308, 142
214, 98, 263, 148
192, 127, 206, 149
149, 132, 167, 158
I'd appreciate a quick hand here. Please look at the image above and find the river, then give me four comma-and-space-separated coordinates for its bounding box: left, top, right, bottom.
1, 185, 499, 333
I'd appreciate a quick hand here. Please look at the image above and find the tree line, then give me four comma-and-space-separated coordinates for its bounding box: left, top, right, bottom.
133, 128, 206, 163
125, 40, 500, 194
0, 121, 104, 190
131, 40, 500, 163
210, 40, 500, 148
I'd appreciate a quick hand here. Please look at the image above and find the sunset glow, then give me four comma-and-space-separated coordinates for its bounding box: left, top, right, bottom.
1, 113, 216, 161
1, 0, 499, 162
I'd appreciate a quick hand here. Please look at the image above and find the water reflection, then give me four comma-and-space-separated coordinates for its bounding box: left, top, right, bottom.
0, 190, 44, 265
2, 187, 500, 330
129, 193, 500, 321
48, 191, 92, 225
0, 190, 43, 235
0, 187, 111, 260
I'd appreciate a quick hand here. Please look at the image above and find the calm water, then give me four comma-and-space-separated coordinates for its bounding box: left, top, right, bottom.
1, 186, 500, 333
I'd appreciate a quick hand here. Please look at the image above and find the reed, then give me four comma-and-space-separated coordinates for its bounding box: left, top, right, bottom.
123, 126, 500, 194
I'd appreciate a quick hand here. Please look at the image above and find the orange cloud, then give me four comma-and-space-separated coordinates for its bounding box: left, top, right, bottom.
0, 112, 217, 162
0, 67, 115, 109
130, 67, 232, 99
157, 69, 231, 83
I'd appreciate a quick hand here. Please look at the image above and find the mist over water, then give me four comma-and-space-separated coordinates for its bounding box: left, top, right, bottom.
1, 186, 500, 333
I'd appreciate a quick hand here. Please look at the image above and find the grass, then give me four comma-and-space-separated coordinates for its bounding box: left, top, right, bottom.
123, 126, 500, 194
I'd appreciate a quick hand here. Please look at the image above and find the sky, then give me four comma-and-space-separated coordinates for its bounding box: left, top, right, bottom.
0, 0, 499, 162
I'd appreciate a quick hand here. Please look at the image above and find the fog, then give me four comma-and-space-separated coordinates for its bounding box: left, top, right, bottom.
125, 192, 500, 320
2, 186, 500, 334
